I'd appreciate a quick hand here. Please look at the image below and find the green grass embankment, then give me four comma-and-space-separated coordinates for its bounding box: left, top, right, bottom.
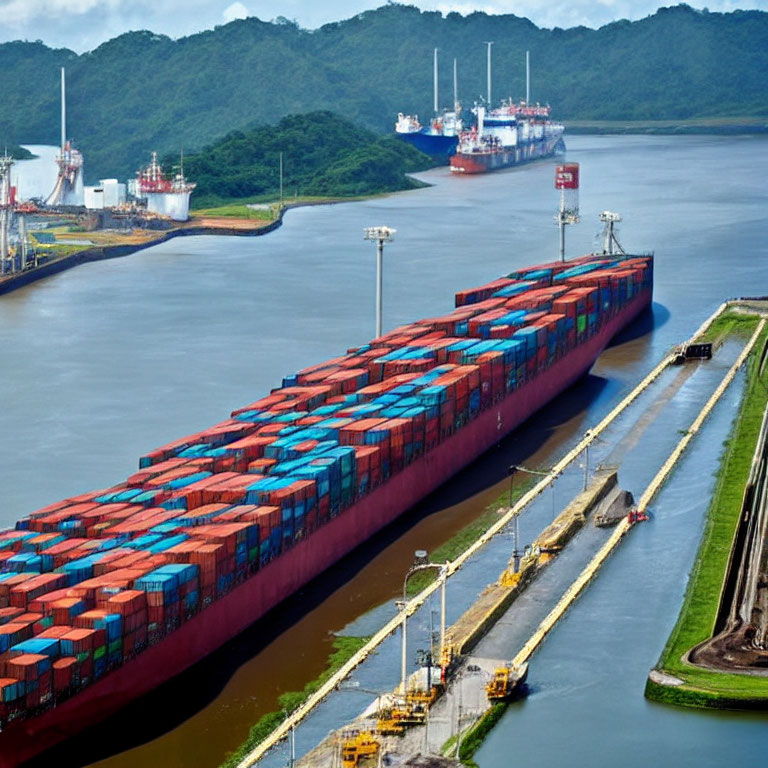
191, 191, 401, 211
646, 311, 768, 708
220, 635, 369, 768
191, 203, 278, 220
441, 700, 510, 767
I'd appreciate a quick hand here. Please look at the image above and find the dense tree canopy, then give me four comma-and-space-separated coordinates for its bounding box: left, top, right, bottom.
0, 4, 764, 181
178, 111, 433, 206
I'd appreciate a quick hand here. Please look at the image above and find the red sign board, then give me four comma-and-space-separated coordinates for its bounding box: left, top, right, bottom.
555, 163, 579, 190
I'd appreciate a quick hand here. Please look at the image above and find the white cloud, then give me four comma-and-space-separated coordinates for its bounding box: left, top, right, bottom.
0, 0, 120, 25
222, 1, 249, 23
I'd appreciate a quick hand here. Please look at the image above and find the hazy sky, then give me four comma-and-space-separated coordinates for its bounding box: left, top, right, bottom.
1, 0, 765, 52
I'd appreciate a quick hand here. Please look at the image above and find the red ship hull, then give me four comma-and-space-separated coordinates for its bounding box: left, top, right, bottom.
0, 287, 651, 767
450, 137, 561, 174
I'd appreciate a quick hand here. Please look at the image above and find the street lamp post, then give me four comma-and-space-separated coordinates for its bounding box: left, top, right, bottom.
583, 430, 593, 491
399, 550, 449, 697
363, 226, 396, 338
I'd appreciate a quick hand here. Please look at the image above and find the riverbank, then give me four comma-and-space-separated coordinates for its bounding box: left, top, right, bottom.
0, 190, 411, 297
646, 309, 768, 709
565, 117, 768, 135
0, 212, 283, 296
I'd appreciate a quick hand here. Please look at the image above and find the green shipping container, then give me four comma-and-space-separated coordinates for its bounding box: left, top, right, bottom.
577, 315, 587, 334
93, 645, 106, 660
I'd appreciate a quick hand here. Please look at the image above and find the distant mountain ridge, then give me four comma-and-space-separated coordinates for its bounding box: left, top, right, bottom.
0, 3, 764, 181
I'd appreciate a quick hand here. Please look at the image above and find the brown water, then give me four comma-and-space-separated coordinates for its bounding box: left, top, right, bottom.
1, 135, 766, 767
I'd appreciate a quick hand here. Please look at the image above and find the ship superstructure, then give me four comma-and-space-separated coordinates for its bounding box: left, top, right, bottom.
135, 152, 195, 222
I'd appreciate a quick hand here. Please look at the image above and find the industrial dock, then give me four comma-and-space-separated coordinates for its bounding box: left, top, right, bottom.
243, 302, 768, 768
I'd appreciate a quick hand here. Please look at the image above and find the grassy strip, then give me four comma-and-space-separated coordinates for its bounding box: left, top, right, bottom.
439, 701, 509, 767
192, 192, 392, 210
646, 313, 768, 707
699, 311, 761, 343
191, 203, 277, 220
220, 636, 370, 768
458, 701, 510, 767
406, 475, 539, 596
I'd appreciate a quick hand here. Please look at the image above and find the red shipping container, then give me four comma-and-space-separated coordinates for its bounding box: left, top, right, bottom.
53, 656, 77, 692
5, 654, 48, 683
0, 606, 24, 625
10, 573, 68, 610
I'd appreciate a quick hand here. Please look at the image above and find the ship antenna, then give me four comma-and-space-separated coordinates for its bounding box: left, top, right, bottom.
526, 50, 530, 104
433, 47, 439, 115
484, 41, 493, 106
453, 57, 458, 113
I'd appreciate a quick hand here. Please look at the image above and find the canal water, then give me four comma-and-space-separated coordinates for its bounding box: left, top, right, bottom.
1, 135, 766, 766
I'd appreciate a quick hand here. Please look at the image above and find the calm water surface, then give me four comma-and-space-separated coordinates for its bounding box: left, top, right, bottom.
1, 135, 766, 767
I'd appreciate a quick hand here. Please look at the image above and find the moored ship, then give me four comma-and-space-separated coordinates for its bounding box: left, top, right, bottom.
395, 110, 462, 158
449, 102, 565, 174
394, 48, 463, 158
133, 152, 195, 222
0, 237, 652, 766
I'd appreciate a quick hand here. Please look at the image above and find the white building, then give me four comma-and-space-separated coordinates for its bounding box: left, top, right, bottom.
84, 178, 127, 210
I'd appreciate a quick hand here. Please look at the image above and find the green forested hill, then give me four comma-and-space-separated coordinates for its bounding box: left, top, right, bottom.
0, 4, 764, 181
181, 111, 433, 206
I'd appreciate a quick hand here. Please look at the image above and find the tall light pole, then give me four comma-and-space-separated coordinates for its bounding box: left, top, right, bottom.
399, 550, 449, 697
363, 226, 396, 338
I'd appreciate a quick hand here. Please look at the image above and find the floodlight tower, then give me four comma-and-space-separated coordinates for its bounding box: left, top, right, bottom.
363, 226, 396, 338
555, 163, 580, 262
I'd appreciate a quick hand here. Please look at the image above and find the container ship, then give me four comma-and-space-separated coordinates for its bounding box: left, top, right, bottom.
0, 247, 652, 766
450, 102, 565, 174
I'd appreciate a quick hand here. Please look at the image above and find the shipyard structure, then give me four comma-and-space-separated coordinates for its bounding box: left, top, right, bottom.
0, 230, 652, 764
129, 153, 196, 222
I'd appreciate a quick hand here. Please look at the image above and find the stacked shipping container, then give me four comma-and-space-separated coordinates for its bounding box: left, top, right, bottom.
0, 253, 652, 728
